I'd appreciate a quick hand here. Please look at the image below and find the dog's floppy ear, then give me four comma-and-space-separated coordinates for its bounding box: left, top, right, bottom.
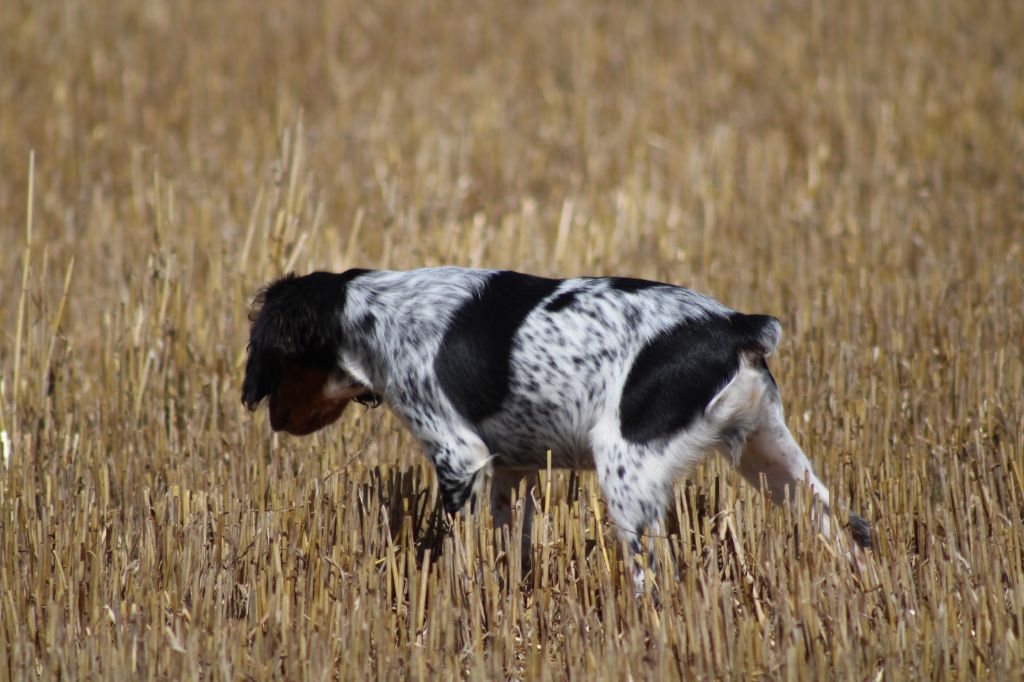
241, 272, 354, 410
241, 346, 283, 411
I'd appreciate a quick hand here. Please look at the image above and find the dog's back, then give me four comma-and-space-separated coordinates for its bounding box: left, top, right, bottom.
336, 269, 773, 462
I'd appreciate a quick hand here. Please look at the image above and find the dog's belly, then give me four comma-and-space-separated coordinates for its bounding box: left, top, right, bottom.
485, 437, 596, 470
478, 402, 598, 470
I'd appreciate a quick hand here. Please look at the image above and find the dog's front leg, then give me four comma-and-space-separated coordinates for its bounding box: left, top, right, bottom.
420, 432, 494, 515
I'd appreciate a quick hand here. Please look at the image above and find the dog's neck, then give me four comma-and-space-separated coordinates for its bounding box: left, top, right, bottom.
335, 269, 495, 404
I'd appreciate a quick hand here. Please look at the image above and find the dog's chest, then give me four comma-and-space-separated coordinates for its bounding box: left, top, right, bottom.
477, 409, 597, 469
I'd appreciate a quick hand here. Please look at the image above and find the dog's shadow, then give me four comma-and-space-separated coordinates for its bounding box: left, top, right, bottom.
356, 465, 450, 564
351, 467, 726, 604
354, 466, 546, 593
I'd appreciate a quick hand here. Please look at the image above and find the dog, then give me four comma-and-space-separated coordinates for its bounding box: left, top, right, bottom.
241, 267, 871, 583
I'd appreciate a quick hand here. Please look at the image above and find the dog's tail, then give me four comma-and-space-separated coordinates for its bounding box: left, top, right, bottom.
731, 313, 783, 358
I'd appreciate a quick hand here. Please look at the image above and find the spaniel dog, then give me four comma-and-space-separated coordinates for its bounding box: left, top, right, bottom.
242, 268, 871, 585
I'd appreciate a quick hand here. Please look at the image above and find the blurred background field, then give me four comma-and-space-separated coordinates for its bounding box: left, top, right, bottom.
1, 0, 1022, 678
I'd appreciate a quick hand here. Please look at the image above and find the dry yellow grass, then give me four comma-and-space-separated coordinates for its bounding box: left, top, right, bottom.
2, 0, 1022, 679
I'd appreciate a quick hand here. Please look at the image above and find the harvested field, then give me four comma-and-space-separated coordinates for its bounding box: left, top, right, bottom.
1, 0, 1022, 679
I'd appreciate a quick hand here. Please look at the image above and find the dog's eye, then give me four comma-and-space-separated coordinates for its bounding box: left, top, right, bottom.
354, 392, 383, 408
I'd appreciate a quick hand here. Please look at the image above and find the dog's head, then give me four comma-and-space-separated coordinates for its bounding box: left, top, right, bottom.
241, 271, 373, 435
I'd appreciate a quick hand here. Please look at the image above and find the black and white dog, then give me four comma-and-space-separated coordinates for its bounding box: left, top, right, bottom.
242, 267, 871, 572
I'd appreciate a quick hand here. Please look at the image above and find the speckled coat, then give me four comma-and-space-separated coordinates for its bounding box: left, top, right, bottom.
242, 267, 871, 564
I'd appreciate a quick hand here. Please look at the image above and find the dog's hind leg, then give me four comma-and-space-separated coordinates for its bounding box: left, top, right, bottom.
729, 364, 872, 549
590, 418, 674, 596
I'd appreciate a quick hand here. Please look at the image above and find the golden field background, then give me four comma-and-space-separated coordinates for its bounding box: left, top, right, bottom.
1, 0, 1022, 678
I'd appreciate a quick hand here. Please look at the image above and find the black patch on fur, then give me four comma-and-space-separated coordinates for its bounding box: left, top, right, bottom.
436, 270, 562, 423
241, 269, 370, 410
545, 290, 578, 312
618, 312, 780, 444
848, 513, 872, 549
606, 277, 663, 293
356, 313, 377, 334
729, 312, 780, 355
